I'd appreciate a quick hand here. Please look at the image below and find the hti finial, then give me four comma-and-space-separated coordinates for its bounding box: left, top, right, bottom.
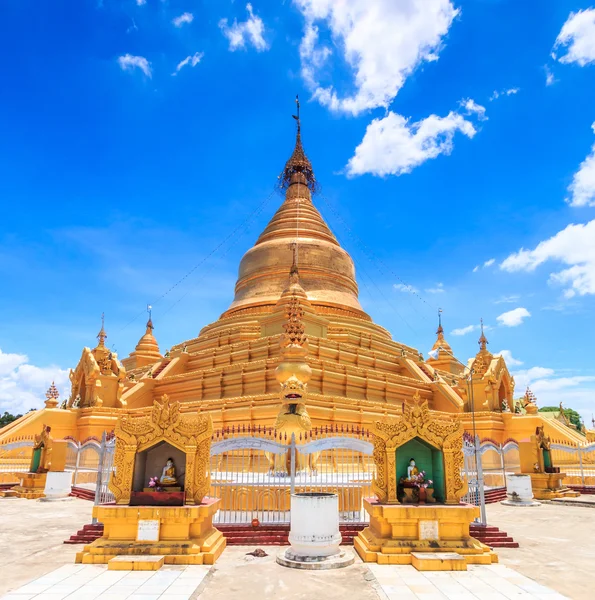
279, 94, 318, 193
437, 308, 443, 334
97, 312, 107, 345
478, 317, 488, 351
146, 304, 153, 330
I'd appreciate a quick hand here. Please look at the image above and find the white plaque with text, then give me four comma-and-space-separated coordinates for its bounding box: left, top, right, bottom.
419, 520, 439, 540
137, 519, 160, 542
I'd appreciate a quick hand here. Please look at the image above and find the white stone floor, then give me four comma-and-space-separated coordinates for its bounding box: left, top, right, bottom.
368, 563, 569, 600
0, 564, 210, 600
1, 561, 569, 600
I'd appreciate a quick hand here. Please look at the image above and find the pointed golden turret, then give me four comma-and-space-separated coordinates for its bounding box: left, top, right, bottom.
96, 312, 107, 347
427, 310, 462, 375
128, 316, 163, 369
222, 98, 369, 321
472, 318, 493, 378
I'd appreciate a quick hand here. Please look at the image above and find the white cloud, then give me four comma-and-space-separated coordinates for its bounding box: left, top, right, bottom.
495, 349, 523, 367
346, 108, 478, 177
451, 325, 477, 336
461, 98, 487, 121
219, 3, 267, 52
553, 8, 595, 66
494, 295, 520, 304
118, 54, 152, 77
496, 307, 531, 327
393, 283, 419, 294
136, 0, 146, 5
425, 283, 445, 294
501, 219, 595, 298
172, 12, 193, 27
567, 122, 595, 207
544, 65, 556, 86
172, 52, 204, 75
496, 306, 531, 327
0, 348, 69, 415
484, 258, 495, 268
472, 265, 479, 273
295, 0, 458, 115
489, 88, 519, 101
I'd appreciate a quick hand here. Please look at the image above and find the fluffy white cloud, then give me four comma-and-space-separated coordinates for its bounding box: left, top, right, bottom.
451, 324, 477, 336
219, 3, 267, 52
544, 65, 556, 86
393, 283, 419, 294
118, 54, 151, 77
0, 348, 69, 415
172, 52, 204, 75
425, 283, 445, 294
501, 219, 595, 298
489, 88, 519, 101
495, 349, 523, 367
553, 8, 595, 66
496, 307, 531, 327
294, 0, 458, 115
461, 98, 487, 121
346, 108, 478, 177
172, 12, 194, 27
567, 122, 595, 208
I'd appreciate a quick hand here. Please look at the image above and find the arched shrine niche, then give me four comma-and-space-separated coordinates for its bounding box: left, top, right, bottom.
395, 436, 445, 503
109, 395, 212, 506
132, 440, 186, 492
371, 393, 467, 505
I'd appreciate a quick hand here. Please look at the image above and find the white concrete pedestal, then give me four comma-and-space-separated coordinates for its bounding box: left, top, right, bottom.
40, 471, 74, 501
277, 492, 353, 569
501, 474, 541, 507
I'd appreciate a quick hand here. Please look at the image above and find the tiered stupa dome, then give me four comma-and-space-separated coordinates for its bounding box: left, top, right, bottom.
221, 120, 368, 322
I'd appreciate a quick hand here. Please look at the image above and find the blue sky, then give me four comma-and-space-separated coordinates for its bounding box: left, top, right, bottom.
1, 0, 594, 422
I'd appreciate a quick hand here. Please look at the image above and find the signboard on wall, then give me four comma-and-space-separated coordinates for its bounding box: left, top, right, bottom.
137, 519, 160, 542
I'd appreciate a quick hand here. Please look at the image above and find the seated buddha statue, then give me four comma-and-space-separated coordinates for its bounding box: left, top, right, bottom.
160, 457, 178, 486
406, 458, 419, 481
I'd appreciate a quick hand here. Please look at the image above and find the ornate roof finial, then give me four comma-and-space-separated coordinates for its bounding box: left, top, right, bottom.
146, 304, 154, 331
278, 94, 318, 194
437, 308, 444, 338
45, 382, 60, 408
97, 312, 107, 346
478, 318, 488, 351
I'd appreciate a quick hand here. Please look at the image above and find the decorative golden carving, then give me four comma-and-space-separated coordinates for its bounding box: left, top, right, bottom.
371, 393, 465, 505
109, 394, 213, 505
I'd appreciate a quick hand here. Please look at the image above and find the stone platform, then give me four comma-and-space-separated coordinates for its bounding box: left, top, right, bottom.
354, 499, 497, 568
530, 473, 580, 500
75, 499, 226, 567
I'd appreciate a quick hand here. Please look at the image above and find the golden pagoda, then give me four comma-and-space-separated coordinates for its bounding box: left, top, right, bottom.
0, 105, 587, 451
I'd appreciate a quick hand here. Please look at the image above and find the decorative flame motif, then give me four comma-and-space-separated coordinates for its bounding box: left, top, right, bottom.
281, 295, 307, 350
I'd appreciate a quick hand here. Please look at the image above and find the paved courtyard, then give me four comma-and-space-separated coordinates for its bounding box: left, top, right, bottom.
0, 497, 591, 599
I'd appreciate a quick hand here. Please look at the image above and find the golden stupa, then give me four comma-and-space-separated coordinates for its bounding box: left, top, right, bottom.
0, 107, 586, 451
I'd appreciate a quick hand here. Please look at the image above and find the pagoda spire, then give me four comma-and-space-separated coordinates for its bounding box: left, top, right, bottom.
478, 318, 489, 352
97, 312, 107, 347
431, 308, 452, 352
278, 94, 318, 193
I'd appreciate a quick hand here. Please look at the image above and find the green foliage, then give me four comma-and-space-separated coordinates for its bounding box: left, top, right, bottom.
540, 406, 584, 430
0, 411, 23, 428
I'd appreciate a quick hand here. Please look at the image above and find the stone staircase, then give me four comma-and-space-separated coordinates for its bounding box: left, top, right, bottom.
64, 523, 104, 545
484, 487, 507, 503
470, 524, 519, 548
217, 523, 366, 546
69, 486, 95, 501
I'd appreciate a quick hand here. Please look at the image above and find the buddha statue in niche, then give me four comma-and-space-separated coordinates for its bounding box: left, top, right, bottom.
407, 458, 419, 481
160, 457, 178, 486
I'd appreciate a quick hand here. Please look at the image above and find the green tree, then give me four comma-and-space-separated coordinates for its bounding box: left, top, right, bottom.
0, 412, 23, 428
540, 406, 584, 430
